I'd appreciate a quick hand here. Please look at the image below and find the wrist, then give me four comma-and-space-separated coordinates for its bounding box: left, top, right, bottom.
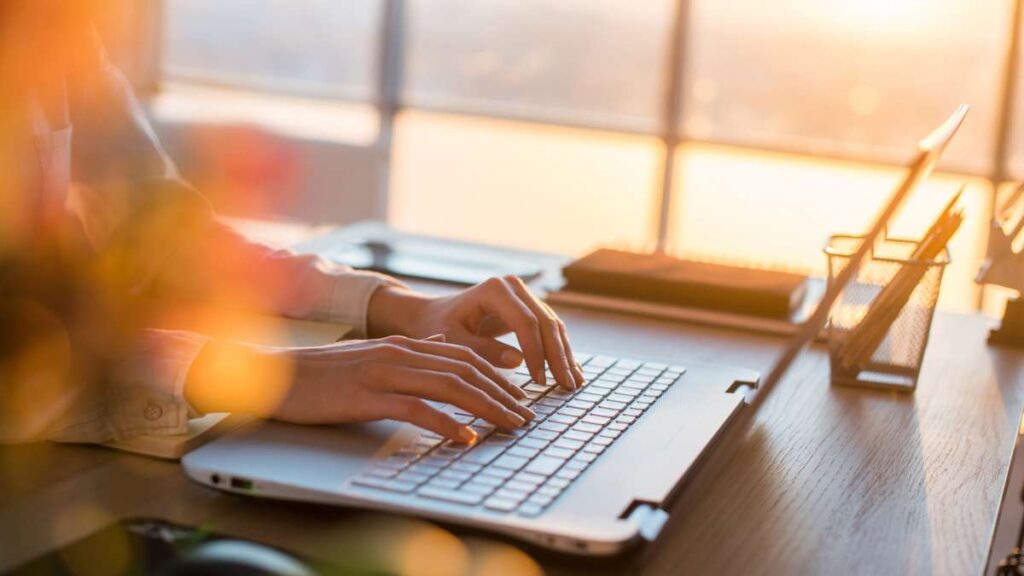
185, 341, 292, 416
366, 285, 432, 337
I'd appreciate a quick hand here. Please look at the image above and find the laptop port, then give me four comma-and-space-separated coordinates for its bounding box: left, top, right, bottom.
230, 477, 253, 491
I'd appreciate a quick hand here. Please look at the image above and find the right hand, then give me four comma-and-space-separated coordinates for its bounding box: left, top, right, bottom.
185, 334, 536, 443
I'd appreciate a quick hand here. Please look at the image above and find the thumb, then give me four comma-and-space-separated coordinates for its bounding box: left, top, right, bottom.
461, 334, 524, 369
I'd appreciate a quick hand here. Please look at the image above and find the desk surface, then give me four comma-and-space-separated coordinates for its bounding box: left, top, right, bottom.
1, 306, 1020, 575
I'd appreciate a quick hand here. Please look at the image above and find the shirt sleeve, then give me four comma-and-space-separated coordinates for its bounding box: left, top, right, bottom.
207, 230, 406, 337
2, 330, 210, 444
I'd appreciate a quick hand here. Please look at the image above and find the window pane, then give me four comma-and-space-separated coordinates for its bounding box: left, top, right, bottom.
404, 0, 674, 133
669, 144, 990, 312
162, 0, 381, 100
388, 112, 661, 255
683, 0, 1012, 174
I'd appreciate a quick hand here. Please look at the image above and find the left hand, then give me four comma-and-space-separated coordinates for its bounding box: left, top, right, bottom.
367, 276, 586, 390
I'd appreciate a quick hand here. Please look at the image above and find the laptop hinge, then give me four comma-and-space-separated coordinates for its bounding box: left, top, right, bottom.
726, 372, 760, 405
621, 501, 670, 542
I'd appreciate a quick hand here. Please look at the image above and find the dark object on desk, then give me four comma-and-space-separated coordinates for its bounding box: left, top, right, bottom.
321, 238, 542, 286
989, 297, 1024, 347
562, 249, 808, 319
8, 518, 335, 576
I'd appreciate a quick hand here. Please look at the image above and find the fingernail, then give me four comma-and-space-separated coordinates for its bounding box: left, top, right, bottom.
507, 412, 526, 427
563, 368, 576, 389
500, 349, 524, 367
426, 333, 446, 342
520, 406, 537, 420
535, 370, 546, 385
510, 385, 527, 399
457, 426, 477, 444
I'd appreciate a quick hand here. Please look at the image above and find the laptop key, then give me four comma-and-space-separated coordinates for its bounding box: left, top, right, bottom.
554, 438, 584, 451
439, 469, 472, 482
563, 430, 593, 442
461, 482, 496, 495
538, 421, 570, 433
529, 429, 559, 441
469, 475, 504, 489
525, 455, 564, 476
484, 497, 520, 512
451, 461, 483, 473
515, 471, 547, 484
544, 446, 575, 460
425, 477, 461, 490
555, 467, 581, 481
418, 486, 484, 506
538, 485, 562, 497
574, 422, 602, 434
494, 488, 528, 502
518, 504, 544, 517
506, 479, 540, 493
508, 446, 540, 459
463, 444, 506, 465
479, 466, 515, 480
493, 454, 529, 471
557, 407, 587, 419
600, 400, 627, 411
397, 472, 431, 484
547, 414, 576, 426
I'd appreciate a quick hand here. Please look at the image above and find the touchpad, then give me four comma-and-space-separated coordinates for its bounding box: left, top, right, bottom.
183, 420, 415, 494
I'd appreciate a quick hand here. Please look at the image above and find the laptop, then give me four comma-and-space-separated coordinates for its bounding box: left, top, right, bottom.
182, 106, 967, 555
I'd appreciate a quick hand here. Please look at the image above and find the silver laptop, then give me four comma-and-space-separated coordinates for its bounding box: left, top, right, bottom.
182, 106, 966, 555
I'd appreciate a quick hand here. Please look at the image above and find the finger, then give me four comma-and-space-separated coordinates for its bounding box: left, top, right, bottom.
504, 276, 576, 390
386, 341, 534, 421
401, 337, 531, 405
460, 333, 524, 370
381, 394, 477, 443
388, 367, 527, 429
540, 301, 585, 386
477, 278, 548, 385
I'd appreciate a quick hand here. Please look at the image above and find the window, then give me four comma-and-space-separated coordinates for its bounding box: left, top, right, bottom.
403, 0, 674, 133
392, 1, 675, 253
157, 0, 1024, 313
682, 0, 1011, 175
388, 111, 661, 255
162, 0, 382, 101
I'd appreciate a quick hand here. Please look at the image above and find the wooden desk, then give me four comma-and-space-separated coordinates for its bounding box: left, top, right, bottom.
0, 308, 1020, 575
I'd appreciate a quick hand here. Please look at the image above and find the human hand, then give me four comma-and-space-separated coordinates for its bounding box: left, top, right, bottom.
367, 276, 586, 390
185, 335, 536, 442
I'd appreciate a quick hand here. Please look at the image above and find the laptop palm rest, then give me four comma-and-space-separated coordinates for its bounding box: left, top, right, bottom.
184, 420, 415, 495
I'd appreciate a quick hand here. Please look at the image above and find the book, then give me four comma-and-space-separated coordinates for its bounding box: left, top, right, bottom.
546, 278, 825, 338
561, 249, 809, 319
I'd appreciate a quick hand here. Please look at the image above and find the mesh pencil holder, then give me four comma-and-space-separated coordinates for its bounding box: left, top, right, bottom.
824, 235, 949, 391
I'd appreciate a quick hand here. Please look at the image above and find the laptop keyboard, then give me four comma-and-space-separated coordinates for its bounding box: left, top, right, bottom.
352, 354, 686, 517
